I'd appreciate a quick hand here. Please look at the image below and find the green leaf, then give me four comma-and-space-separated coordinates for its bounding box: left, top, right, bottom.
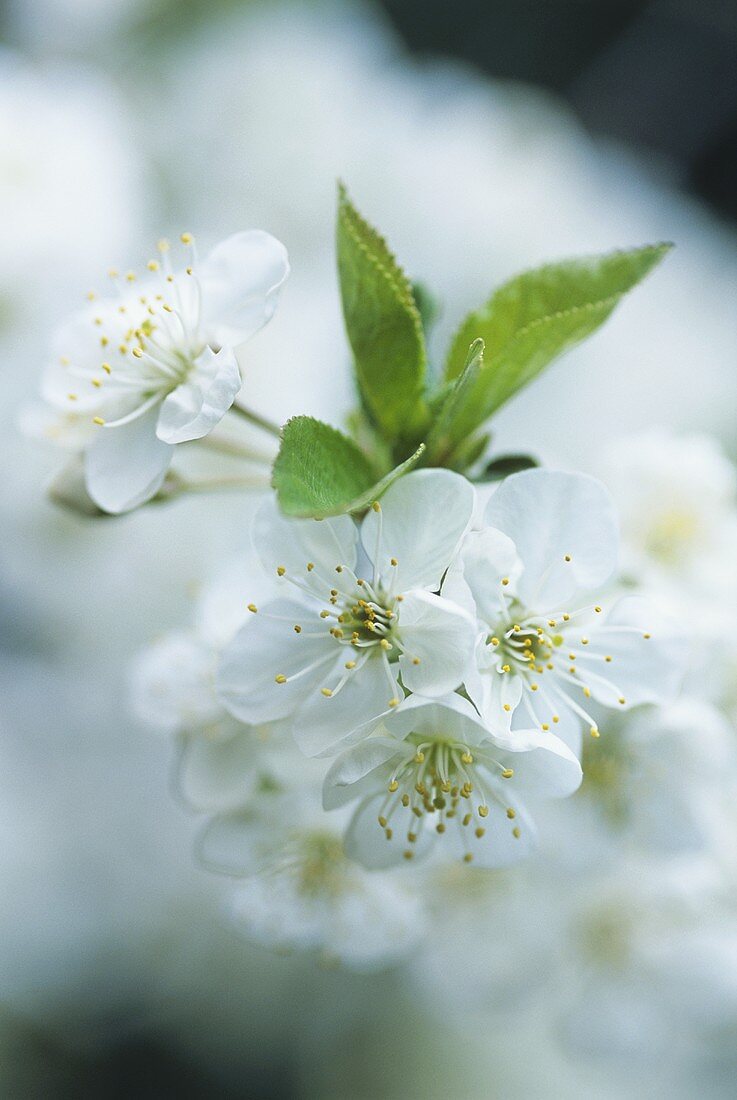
273, 415, 425, 518
444, 243, 672, 431
477, 453, 539, 481
337, 183, 429, 442
425, 338, 485, 465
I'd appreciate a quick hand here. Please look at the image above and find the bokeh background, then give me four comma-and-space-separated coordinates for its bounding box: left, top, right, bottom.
1, 1, 736, 1096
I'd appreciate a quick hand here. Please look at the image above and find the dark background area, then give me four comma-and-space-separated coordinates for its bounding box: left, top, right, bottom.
378, 0, 737, 223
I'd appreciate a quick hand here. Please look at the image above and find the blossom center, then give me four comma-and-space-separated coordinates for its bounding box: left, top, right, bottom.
377, 734, 518, 863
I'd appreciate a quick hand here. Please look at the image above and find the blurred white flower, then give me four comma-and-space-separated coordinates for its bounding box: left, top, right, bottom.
218, 470, 476, 757
36, 231, 289, 513
602, 428, 737, 593
323, 693, 580, 870
199, 776, 425, 970
444, 469, 687, 752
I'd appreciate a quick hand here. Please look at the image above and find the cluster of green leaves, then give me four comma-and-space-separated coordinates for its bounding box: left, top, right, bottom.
273, 184, 671, 517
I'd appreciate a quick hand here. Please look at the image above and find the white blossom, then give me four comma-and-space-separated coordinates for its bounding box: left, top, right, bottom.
323, 693, 581, 869
218, 470, 477, 756
444, 469, 687, 752
38, 231, 289, 513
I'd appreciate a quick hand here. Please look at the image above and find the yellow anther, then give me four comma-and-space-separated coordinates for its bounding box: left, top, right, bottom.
501, 664, 511, 673
462, 813, 472, 826
294, 625, 302, 634
501, 577, 510, 586
378, 815, 387, 828
553, 715, 560, 723
548, 619, 556, 627
594, 605, 602, 613
380, 639, 392, 650
107, 268, 119, 278
186, 266, 193, 275
436, 823, 446, 834
530, 683, 539, 692
501, 769, 514, 779
478, 805, 489, 818
125, 271, 136, 282
512, 826, 521, 839
590, 726, 600, 738
414, 751, 425, 764
503, 703, 511, 712
86, 291, 96, 301
92, 417, 105, 425
583, 686, 591, 698
475, 827, 485, 838
618, 696, 626, 705
412, 657, 421, 666
388, 697, 400, 708
91, 378, 102, 388
276, 565, 286, 576
541, 723, 550, 731
385, 828, 393, 840
562, 613, 570, 622
388, 780, 398, 793
403, 850, 414, 860
344, 660, 356, 669
306, 562, 314, 571
564, 554, 572, 562
390, 557, 398, 567
491, 637, 500, 646
180, 232, 193, 244
396, 595, 404, 602
275, 674, 287, 684
643, 632, 651, 640
67, 393, 77, 401
605, 655, 612, 662
247, 603, 258, 613
321, 688, 333, 697
147, 260, 159, 271
101, 362, 111, 374
506, 807, 516, 819
371, 501, 381, 512
335, 565, 343, 573
460, 752, 473, 765
157, 238, 170, 253
132, 346, 143, 358
463, 853, 474, 863
401, 794, 410, 807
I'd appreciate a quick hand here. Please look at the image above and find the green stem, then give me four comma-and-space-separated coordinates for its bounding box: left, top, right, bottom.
177, 473, 271, 496
229, 401, 282, 439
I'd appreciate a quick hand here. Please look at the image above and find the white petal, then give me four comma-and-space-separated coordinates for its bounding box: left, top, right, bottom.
294, 652, 399, 757
447, 527, 523, 624
344, 793, 434, 870
489, 731, 582, 798
197, 811, 271, 876
397, 590, 475, 696
85, 403, 172, 514
156, 346, 241, 444
198, 230, 290, 348
484, 470, 619, 609
176, 732, 261, 813
252, 496, 358, 580
322, 736, 401, 810
585, 595, 688, 709
129, 632, 220, 735
361, 469, 475, 591
383, 692, 492, 748
217, 598, 336, 724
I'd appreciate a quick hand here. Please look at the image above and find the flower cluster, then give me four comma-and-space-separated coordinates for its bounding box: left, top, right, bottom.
30, 191, 691, 969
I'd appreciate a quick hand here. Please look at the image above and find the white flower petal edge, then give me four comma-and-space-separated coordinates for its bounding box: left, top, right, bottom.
156, 346, 242, 444
197, 229, 290, 348
484, 469, 619, 609
86, 403, 173, 514
325, 694, 581, 869
217, 470, 477, 756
